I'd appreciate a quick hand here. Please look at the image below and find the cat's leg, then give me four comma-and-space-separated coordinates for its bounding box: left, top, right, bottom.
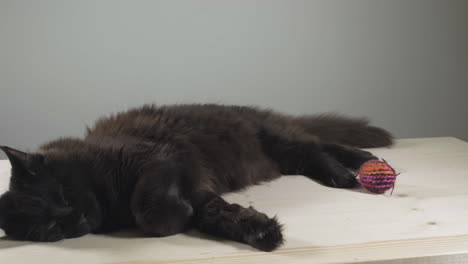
321, 143, 377, 170
131, 168, 194, 237
193, 195, 284, 251
260, 130, 358, 188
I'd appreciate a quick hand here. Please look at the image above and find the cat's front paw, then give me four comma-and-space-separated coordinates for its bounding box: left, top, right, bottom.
348, 149, 378, 170
243, 214, 284, 251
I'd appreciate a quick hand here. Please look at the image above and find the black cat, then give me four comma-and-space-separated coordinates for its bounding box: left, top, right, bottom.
0, 104, 392, 251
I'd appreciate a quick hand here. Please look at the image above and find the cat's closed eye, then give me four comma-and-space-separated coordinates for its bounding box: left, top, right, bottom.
47, 221, 57, 231
58, 186, 69, 206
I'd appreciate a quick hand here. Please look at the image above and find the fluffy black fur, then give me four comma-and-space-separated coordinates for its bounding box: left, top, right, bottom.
0, 104, 393, 251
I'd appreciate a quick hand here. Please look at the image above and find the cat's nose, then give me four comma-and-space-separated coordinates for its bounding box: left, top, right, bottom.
52, 206, 73, 217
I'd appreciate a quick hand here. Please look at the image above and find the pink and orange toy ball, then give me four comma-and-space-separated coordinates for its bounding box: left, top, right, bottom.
356, 159, 398, 194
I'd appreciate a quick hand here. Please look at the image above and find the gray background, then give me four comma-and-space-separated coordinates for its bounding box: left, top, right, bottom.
1, 0, 467, 158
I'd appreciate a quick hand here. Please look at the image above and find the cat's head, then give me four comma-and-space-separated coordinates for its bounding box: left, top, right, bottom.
0, 145, 101, 241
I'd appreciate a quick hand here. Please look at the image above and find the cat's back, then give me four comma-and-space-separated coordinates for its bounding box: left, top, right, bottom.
86, 104, 264, 139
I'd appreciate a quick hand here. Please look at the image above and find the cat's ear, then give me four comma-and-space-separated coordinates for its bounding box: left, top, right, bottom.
0, 195, 5, 229
0, 146, 43, 176
0, 192, 7, 228
0, 210, 4, 229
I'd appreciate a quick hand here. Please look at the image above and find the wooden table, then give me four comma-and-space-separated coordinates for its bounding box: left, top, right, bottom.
1, 137, 468, 264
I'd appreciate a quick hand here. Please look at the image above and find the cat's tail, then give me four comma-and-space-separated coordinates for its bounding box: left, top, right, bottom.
294, 113, 393, 148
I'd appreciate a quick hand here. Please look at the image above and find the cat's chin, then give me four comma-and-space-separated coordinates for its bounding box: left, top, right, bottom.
66, 223, 91, 239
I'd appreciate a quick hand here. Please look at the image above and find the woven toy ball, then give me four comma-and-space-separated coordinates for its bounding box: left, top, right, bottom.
357, 159, 397, 194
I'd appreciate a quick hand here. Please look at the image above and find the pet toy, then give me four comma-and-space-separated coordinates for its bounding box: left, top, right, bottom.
357, 159, 398, 194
